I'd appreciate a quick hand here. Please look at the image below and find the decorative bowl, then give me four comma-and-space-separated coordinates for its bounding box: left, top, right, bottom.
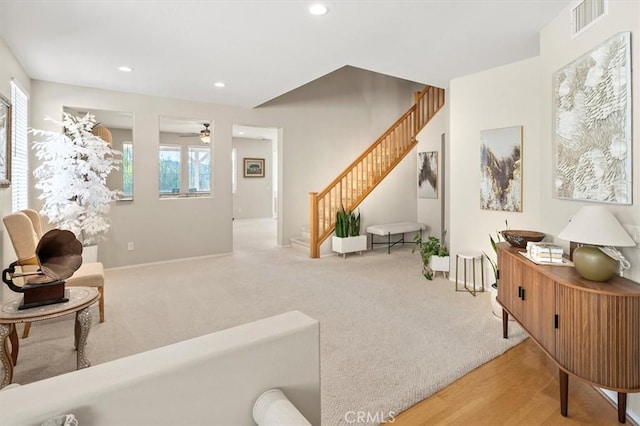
500, 230, 545, 249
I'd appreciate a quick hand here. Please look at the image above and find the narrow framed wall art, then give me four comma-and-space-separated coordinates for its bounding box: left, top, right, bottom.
418, 151, 438, 199
480, 126, 522, 212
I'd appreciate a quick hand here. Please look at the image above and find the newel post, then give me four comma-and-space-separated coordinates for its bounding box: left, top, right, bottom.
309, 192, 319, 258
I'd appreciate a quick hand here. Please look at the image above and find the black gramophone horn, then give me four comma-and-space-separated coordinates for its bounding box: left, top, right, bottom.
2, 229, 83, 309
35, 229, 83, 281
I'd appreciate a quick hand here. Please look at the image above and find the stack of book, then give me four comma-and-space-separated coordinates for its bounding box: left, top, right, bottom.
526, 242, 564, 263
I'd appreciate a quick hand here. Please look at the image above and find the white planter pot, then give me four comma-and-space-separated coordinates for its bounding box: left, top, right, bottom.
82, 245, 98, 263
490, 285, 514, 321
429, 256, 450, 272
332, 235, 367, 257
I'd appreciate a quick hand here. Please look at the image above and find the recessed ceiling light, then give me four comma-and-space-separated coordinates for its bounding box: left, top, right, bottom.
214, 82, 226, 88
239, 131, 245, 135
309, 4, 328, 15
118, 66, 133, 72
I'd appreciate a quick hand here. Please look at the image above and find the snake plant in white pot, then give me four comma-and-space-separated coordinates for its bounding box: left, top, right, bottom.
332, 206, 366, 257
31, 113, 122, 259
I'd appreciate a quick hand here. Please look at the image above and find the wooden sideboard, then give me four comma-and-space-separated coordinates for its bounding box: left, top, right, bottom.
497, 242, 640, 424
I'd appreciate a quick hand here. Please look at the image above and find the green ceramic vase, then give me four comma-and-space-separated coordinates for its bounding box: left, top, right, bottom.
572, 246, 618, 282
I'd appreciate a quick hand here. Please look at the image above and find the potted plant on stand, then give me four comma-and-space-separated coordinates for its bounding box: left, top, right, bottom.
31, 113, 122, 261
331, 207, 367, 258
484, 222, 513, 320
413, 235, 449, 280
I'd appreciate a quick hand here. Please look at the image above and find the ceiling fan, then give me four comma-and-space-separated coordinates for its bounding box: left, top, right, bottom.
180, 123, 211, 143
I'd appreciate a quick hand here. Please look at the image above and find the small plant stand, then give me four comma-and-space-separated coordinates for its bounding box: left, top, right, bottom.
455, 251, 485, 296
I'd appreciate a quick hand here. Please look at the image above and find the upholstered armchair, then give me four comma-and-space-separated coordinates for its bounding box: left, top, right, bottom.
3, 209, 105, 337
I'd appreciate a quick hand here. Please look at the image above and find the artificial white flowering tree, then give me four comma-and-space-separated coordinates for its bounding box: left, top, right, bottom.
31, 113, 122, 246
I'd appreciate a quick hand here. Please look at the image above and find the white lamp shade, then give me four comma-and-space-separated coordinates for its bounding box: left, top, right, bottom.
558, 206, 635, 247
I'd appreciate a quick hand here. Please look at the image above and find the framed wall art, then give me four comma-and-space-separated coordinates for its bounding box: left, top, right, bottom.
418, 151, 437, 199
553, 32, 632, 204
243, 157, 265, 178
480, 126, 522, 212
0, 94, 11, 188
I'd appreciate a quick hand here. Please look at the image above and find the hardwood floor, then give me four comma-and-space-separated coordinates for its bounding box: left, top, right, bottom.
391, 338, 624, 426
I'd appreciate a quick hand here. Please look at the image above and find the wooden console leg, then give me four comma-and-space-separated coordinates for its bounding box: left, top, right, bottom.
618, 392, 627, 423
559, 369, 568, 417
502, 309, 508, 339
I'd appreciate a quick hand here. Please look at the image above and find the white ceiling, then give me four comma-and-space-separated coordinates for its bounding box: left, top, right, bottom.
0, 1, 569, 109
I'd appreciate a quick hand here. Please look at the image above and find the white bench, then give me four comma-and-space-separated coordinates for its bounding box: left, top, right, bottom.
366, 222, 427, 254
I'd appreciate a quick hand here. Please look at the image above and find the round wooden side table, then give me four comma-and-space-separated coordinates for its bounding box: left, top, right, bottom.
0, 286, 99, 388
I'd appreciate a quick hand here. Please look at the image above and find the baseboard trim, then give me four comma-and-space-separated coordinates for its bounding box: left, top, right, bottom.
105, 252, 231, 271
596, 388, 639, 426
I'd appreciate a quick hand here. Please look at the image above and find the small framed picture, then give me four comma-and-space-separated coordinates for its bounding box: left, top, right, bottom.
244, 158, 265, 178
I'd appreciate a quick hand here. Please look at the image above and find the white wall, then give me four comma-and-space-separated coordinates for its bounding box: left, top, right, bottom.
416, 103, 449, 244
259, 66, 424, 251
539, 1, 640, 419
0, 38, 31, 302
449, 1, 640, 419
539, 1, 640, 280
30, 81, 239, 268
449, 56, 542, 273
29, 66, 421, 267
233, 137, 273, 219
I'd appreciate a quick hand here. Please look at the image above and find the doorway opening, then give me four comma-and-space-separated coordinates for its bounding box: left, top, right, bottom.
231, 124, 282, 252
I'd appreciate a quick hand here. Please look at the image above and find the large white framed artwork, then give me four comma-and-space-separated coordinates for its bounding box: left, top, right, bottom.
553, 32, 632, 204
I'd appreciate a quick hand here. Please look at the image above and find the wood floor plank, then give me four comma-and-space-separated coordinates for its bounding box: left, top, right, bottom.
390, 338, 622, 425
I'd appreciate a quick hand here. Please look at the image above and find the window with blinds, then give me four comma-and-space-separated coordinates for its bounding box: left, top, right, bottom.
11, 81, 28, 212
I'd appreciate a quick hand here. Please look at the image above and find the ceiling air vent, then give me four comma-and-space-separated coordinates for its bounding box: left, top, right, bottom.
572, 0, 606, 36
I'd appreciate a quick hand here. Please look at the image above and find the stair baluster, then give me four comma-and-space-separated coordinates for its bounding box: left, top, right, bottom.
308, 85, 445, 258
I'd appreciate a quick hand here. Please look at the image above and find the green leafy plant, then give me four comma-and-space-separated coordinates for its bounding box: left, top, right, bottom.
483, 220, 509, 288
413, 235, 449, 280
335, 206, 350, 238
349, 210, 361, 236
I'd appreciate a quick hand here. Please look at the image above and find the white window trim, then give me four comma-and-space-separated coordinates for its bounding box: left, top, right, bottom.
10, 80, 29, 212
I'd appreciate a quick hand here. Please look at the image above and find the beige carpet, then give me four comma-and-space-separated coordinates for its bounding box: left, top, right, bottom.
8, 218, 526, 425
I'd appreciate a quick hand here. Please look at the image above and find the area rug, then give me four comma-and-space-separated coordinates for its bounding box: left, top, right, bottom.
8, 234, 526, 425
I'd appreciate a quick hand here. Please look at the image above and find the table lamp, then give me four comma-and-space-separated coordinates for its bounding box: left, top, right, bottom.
558, 206, 635, 281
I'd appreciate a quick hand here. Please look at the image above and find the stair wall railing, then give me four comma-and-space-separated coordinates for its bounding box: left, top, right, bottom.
308, 85, 445, 258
